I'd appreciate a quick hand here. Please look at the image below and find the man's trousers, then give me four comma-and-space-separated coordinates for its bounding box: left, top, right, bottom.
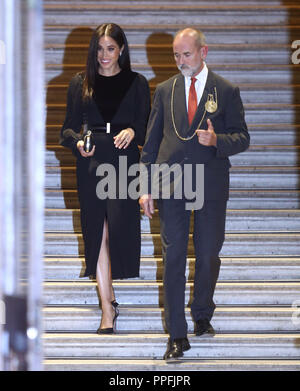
157, 198, 227, 339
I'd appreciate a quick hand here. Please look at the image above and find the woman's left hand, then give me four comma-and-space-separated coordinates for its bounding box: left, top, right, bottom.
113, 128, 135, 149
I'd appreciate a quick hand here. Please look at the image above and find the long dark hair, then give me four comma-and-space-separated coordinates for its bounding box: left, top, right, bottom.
82, 23, 131, 99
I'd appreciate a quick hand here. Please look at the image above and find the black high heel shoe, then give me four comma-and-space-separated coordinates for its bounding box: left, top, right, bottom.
96, 300, 119, 334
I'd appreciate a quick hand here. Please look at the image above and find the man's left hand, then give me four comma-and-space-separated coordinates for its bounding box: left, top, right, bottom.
196, 119, 217, 147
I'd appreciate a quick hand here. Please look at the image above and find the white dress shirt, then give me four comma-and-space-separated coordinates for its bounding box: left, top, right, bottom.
184, 62, 208, 111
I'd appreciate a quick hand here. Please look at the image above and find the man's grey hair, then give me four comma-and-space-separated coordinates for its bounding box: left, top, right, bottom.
173, 28, 207, 48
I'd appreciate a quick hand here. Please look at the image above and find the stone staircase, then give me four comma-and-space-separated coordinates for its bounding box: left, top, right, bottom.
43, 0, 300, 370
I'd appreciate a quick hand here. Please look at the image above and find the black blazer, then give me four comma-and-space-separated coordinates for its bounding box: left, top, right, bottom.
60, 71, 151, 157
140, 69, 250, 200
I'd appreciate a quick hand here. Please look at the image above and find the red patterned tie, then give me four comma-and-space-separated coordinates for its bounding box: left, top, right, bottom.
188, 77, 197, 125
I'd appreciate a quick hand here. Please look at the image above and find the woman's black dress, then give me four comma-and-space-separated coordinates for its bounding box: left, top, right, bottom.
60, 69, 151, 278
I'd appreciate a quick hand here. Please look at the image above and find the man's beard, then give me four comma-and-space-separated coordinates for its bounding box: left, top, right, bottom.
177, 64, 197, 77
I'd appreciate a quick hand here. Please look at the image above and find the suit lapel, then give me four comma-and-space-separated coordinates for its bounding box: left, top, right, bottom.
172, 74, 189, 134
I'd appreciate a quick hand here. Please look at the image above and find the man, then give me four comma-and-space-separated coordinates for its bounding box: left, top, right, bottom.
139, 28, 250, 360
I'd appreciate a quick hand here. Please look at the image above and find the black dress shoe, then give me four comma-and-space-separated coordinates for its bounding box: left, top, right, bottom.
96, 300, 119, 334
195, 319, 215, 336
163, 337, 191, 360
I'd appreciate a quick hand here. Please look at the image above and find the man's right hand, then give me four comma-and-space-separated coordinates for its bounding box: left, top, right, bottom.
139, 194, 155, 219
77, 140, 95, 157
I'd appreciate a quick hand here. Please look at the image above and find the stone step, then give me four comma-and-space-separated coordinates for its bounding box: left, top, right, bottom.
43, 305, 299, 332
45, 64, 300, 85
46, 103, 300, 125
46, 83, 300, 105
46, 124, 300, 146
239, 86, 300, 105
44, 0, 300, 5
45, 145, 300, 167
44, 209, 300, 232
43, 256, 300, 281
44, 232, 300, 257
45, 43, 294, 65
43, 3, 300, 26
44, 189, 300, 210
43, 332, 300, 359
44, 23, 300, 45
247, 124, 300, 146
45, 231, 300, 257
43, 280, 300, 306
43, 357, 300, 371
44, 166, 300, 190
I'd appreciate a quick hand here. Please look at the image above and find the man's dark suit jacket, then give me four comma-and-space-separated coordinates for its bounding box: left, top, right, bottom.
140, 69, 250, 201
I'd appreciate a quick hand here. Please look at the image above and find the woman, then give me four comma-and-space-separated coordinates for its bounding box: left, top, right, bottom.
60, 23, 151, 333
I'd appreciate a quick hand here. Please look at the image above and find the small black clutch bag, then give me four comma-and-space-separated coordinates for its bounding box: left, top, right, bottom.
83, 130, 94, 153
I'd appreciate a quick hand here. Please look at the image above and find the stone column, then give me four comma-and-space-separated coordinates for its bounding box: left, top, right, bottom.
0, 0, 45, 371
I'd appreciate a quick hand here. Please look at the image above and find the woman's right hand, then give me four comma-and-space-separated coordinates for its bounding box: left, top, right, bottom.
77, 140, 95, 157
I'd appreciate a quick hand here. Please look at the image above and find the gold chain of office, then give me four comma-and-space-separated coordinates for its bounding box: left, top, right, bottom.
170, 77, 218, 141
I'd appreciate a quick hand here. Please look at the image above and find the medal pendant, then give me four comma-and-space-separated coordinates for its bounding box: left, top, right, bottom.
205, 99, 217, 113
